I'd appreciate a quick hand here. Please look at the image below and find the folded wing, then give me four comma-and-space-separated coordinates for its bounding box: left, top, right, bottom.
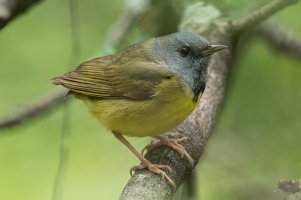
52, 55, 173, 100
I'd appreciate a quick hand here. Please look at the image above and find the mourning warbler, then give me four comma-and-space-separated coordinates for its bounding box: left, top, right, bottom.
52, 32, 226, 187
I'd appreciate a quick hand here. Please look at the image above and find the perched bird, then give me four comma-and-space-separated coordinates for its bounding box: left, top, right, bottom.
52, 32, 226, 187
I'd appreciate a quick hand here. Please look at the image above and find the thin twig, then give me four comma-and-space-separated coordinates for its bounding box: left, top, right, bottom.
232, 0, 299, 34
0, 90, 67, 130
51, 99, 71, 200
51, 0, 80, 199
104, 10, 136, 48
256, 23, 301, 59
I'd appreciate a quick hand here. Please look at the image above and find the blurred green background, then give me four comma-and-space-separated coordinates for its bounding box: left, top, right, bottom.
0, 0, 300, 200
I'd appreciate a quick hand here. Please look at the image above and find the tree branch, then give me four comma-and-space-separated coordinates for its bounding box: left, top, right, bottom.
0, 0, 42, 29
0, 90, 67, 130
232, 0, 299, 34
120, 0, 299, 199
256, 23, 301, 60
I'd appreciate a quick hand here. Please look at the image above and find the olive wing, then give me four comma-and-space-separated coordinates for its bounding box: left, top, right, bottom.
52, 56, 174, 100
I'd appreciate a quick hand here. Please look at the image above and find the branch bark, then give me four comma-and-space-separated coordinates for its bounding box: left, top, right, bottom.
0, 0, 42, 29
120, 0, 299, 199
232, 0, 298, 34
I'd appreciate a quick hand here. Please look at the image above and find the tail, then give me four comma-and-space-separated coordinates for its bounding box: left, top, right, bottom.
52, 76, 64, 85
52, 76, 87, 100
51, 75, 72, 90
52, 76, 73, 97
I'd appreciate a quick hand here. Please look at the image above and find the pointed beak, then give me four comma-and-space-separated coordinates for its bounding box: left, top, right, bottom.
201, 44, 227, 56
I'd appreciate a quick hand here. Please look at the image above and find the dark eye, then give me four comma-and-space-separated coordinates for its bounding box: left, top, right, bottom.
179, 46, 190, 57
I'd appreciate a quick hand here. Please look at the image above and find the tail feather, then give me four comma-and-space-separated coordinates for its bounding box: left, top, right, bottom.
52, 77, 63, 85
52, 76, 86, 99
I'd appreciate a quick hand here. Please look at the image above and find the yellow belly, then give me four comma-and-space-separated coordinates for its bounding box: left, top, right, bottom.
80, 77, 199, 137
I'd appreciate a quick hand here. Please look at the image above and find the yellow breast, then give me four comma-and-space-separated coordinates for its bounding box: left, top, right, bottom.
81, 77, 199, 137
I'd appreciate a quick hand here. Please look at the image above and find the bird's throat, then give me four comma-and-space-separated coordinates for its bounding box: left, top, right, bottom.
192, 81, 206, 103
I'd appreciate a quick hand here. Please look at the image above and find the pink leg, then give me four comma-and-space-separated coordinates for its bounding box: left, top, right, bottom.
113, 132, 176, 188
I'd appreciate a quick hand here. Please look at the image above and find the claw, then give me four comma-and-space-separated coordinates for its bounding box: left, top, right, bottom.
130, 160, 175, 188
113, 132, 176, 188
142, 136, 194, 166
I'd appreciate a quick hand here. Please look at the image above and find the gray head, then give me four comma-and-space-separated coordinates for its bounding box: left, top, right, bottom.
153, 32, 226, 102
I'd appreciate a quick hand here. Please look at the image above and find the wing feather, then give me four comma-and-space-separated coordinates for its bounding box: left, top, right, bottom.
53, 55, 174, 100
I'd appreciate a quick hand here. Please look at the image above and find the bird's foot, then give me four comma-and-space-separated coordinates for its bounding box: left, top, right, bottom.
113, 132, 176, 187
142, 136, 194, 166
130, 159, 175, 188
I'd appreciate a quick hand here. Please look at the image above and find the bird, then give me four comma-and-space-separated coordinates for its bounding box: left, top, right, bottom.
52, 32, 227, 187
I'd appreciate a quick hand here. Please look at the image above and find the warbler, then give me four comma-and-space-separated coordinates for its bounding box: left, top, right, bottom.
52, 32, 226, 187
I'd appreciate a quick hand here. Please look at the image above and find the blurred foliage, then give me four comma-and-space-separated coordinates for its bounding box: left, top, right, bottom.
203, 0, 272, 17
0, 0, 301, 200
138, 0, 180, 36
